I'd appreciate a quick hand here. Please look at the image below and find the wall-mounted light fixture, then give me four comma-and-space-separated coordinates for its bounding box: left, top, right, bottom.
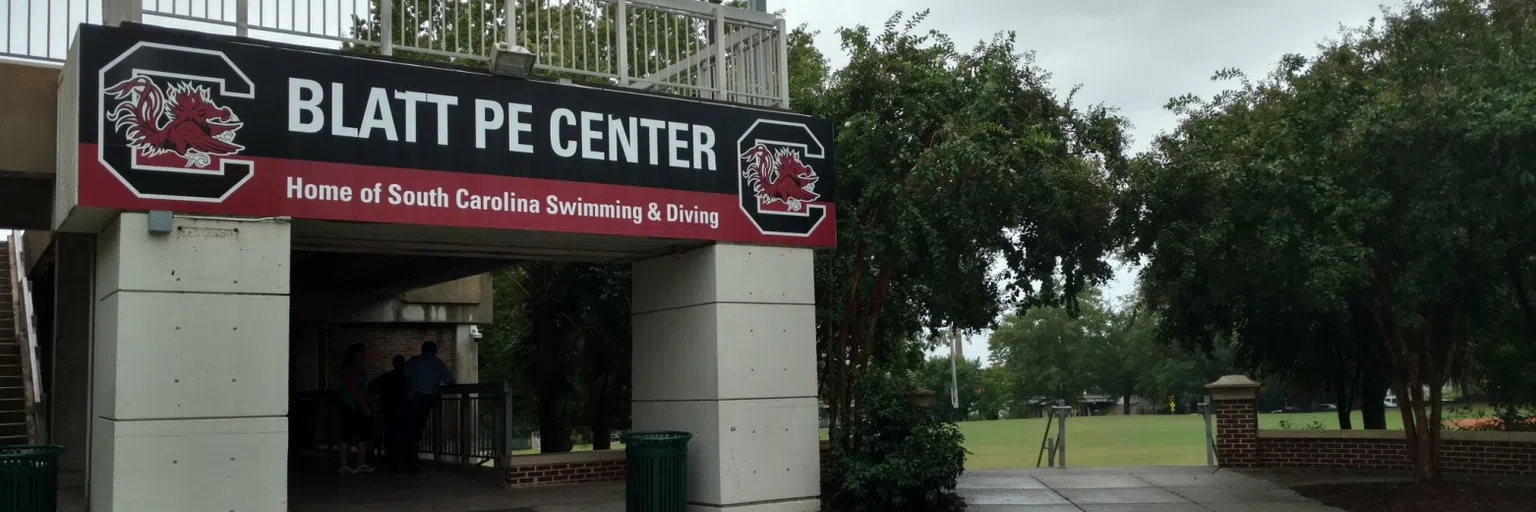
488, 42, 538, 78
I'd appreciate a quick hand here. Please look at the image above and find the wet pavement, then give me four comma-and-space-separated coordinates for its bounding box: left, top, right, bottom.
958, 466, 1347, 511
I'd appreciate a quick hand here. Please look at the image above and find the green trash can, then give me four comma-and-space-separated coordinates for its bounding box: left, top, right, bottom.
0, 445, 63, 512
621, 431, 692, 512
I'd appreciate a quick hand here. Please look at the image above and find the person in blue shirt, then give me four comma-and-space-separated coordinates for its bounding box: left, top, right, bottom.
402, 341, 454, 474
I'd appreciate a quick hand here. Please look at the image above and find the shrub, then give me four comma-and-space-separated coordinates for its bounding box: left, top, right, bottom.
828, 365, 968, 511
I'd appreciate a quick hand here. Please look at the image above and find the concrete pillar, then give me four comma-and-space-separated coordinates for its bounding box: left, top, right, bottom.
51, 234, 94, 491
631, 244, 820, 512
452, 324, 478, 385
1206, 375, 1262, 468
89, 213, 290, 510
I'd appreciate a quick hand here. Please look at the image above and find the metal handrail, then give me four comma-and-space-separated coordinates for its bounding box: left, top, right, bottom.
7, 234, 41, 398
2, 0, 789, 107
6, 232, 43, 442
291, 382, 512, 467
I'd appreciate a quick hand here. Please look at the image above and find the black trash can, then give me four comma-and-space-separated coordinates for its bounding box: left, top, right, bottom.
0, 445, 63, 512
620, 431, 692, 512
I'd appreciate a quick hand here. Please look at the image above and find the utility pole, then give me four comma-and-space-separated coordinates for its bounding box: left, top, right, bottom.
950, 328, 961, 410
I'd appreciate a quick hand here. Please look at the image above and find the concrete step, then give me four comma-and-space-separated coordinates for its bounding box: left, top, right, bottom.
0, 436, 27, 447
0, 387, 21, 401
0, 422, 26, 438
0, 410, 22, 425
0, 354, 17, 367
0, 344, 17, 356
0, 376, 20, 388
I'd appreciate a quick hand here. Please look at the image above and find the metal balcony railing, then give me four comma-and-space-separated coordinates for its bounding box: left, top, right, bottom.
5, 232, 43, 443
292, 383, 514, 467
0, 0, 789, 107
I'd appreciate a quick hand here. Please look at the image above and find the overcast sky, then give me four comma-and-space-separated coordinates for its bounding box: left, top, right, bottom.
763, 0, 1386, 364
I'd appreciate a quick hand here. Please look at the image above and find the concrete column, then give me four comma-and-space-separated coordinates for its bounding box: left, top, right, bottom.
631, 244, 820, 512
89, 213, 290, 510
51, 234, 94, 492
453, 324, 478, 385
1206, 375, 1262, 468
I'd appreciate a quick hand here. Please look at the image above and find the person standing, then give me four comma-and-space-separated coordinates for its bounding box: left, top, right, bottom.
369, 354, 410, 473
403, 341, 455, 474
335, 343, 374, 474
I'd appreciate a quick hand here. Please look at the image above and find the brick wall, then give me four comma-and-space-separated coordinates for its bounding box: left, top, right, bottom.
504, 443, 835, 489
1257, 431, 1536, 476
326, 324, 457, 380
504, 451, 627, 488
1212, 398, 1259, 468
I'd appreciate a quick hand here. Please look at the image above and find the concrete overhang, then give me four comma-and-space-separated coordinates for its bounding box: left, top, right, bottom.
0, 60, 60, 231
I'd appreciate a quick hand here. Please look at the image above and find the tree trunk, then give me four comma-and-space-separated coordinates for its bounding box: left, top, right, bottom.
827, 243, 867, 435
1427, 380, 1445, 481
588, 371, 616, 451
1398, 357, 1438, 482
536, 313, 573, 453
528, 266, 574, 455
1357, 313, 1394, 427
1505, 252, 1536, 332
1335, 383, 1353, 430
1122, 393, 1133, 416
587, 334, 619, 451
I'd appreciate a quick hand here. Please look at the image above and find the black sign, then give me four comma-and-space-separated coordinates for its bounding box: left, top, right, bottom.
74, 23, 836, 241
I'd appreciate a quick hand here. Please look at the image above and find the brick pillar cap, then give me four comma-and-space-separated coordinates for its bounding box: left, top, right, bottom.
1205, 375, 1260, 400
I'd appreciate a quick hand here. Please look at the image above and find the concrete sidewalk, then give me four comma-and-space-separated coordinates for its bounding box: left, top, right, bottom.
958, 466, 1346, 511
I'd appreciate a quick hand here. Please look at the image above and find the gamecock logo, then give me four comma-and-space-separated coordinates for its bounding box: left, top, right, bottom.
735, 120, 832, 238
96, 42, 256, 202
740, 144, 821, 212
105, 77, 245, 169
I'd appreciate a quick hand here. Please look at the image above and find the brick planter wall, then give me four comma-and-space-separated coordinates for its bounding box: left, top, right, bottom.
504, 450, 627, 488
1207, 375, 1536, 476
1212, 398, 1259, 468
505, 442, 834, 489
1258, 430, 1536, 476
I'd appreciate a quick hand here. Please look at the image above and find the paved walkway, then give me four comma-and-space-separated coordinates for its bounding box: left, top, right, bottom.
958, 466, 1346, 512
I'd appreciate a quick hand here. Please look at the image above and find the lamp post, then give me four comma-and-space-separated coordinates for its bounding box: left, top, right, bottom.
911, 388, 936, 408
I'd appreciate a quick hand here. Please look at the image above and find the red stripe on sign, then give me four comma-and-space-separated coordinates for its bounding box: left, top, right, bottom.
74, 143, 837, 248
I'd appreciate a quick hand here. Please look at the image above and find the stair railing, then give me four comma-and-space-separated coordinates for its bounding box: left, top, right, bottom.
7, 232, 41, 442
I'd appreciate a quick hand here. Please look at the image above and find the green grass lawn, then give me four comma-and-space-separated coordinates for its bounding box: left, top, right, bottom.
514, 408, 1486, 468
957, 410, 1470, 470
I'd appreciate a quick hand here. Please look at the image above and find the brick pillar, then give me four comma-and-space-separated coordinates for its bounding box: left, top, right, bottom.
1206, 375, 1261, 468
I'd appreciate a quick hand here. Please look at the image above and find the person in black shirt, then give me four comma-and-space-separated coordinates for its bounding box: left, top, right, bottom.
370, 355, 410, 473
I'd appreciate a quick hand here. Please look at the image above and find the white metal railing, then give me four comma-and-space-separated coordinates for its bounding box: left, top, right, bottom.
0, 0, 788, 107
6, 232, 42, 408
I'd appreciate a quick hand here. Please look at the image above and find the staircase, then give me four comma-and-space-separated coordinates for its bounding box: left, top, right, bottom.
0, 239, 31, 445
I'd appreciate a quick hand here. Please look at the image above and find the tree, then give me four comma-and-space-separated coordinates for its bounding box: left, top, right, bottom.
814, 10, 1129, 437
1119, 0, 1536, 481
988, 290, 1111, 412
915, 355, 985, 422
1084, 303, 1162, 415
972, 366, 1009, 420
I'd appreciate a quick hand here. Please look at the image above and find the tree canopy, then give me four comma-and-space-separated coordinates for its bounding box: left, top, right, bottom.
811, 10, 1130, 435
1120, 0, 1536, 480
